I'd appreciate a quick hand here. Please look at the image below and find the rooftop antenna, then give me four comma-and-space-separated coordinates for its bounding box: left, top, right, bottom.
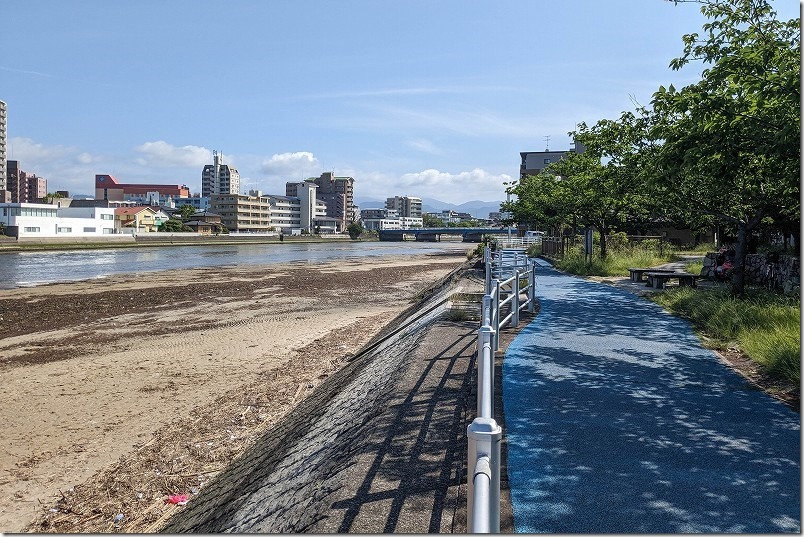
544, 135, 550, 151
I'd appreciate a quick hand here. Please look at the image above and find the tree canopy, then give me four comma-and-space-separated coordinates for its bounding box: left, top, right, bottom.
503, 0, 799, 294
651, 0, 800, 293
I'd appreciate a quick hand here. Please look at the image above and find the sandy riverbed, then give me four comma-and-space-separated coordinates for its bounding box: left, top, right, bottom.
0, 251, 469, 532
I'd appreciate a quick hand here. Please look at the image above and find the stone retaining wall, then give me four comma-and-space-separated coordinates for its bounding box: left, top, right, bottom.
701, 252, 800, 293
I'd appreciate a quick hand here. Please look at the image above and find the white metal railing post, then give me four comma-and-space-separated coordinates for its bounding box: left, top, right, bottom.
512, 269, 520, 327
493, 280, 501, 351
471, 456, 492, 533
529, 259, 537, 313
484, 246, 492, 296
467, 417, 502, 533
476, 325, 495, 419
482, 295, 492, 327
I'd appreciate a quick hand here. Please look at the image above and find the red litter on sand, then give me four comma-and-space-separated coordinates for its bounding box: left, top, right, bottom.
166, 494, 189, 506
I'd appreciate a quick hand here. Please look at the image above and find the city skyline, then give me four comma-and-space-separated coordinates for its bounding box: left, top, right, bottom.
2, 1, 798, 205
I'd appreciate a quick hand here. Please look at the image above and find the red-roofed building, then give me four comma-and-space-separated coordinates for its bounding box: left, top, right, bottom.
114, 206, 159, 232
96, 174, 190, 203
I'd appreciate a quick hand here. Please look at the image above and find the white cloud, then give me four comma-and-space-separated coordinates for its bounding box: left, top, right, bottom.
75, 152, 94, 164
134, 141, 211, 168
260, 151, 319, 178
8, 137, 75, 162
6, 138, 508, 205
354, 168, 510, 205
400, 168, 510, 193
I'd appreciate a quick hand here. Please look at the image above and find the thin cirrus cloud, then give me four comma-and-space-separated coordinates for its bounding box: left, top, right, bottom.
405, 139, 445, 156
334, 103, 540, 139
294, 84, 513, 101
134, 141, 212, 168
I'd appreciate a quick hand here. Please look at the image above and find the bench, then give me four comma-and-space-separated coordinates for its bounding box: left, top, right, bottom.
645, 271, 698, 289
628, 267, 676, 283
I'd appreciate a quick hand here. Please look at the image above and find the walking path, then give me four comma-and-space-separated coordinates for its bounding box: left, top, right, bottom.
502, 259, 801, 533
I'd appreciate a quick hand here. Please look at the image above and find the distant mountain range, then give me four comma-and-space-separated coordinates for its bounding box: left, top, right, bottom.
356, 197, 503, 219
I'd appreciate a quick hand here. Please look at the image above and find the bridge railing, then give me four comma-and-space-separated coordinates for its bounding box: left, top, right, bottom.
467, 246, 537, 532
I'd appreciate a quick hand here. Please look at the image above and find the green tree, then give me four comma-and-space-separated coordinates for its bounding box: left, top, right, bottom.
179, 204, 196, 220
505, 113, 656, 259
651, 0, 800, 294
502, 171, 570, 236
159, 218, 192, 232
422, 213, 442, 228
347, 221, 364, 239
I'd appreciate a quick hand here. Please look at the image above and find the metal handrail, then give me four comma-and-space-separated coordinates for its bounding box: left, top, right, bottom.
468, 245, 537, 532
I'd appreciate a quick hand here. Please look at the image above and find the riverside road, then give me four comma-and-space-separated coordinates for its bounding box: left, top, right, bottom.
503, 259, 800, 533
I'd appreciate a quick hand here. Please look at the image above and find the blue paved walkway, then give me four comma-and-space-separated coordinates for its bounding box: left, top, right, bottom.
502, 259, 800, 533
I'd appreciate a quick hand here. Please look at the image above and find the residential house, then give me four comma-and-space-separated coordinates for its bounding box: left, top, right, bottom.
115, 206, 159, 233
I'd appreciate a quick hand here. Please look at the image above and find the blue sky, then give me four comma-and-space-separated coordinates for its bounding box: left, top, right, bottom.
2, 0, 799, 205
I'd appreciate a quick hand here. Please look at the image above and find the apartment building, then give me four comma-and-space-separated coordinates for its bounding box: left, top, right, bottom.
202, 151, 240, 198
0, 100, 6, 196
385, 195, 422, 218
209, 191, 272, 233
7, 161, 47, 203
430, 209, 474, 226
0, 202, 117, 238
310, 172, 355, 232
519, 141, 586, 179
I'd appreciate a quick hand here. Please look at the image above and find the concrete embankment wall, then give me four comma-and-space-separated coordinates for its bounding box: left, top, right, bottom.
160, 263, 472, 533
0, 233, 364, 250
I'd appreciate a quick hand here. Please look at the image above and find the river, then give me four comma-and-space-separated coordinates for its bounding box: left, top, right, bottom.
0, 241, 472, 290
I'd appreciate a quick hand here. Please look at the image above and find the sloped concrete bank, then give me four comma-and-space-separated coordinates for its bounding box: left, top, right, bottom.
161, 262, 477, 533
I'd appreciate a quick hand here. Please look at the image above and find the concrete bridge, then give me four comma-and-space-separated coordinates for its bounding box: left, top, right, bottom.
377, 227, 509, 242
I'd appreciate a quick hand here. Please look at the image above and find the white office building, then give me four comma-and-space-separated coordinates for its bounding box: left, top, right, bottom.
360, 208, 423, 231
0, 202, 118, 238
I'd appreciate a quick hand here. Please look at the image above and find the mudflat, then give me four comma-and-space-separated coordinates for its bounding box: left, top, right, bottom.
0, 251, 468, 532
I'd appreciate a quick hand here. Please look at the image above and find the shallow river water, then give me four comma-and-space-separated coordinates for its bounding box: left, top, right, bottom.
0, 240, 471, 289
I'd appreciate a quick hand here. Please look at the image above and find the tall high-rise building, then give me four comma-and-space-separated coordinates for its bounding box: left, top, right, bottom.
311, 172, 355, 231
201, 151, 240, 198
0, 100, 7, 193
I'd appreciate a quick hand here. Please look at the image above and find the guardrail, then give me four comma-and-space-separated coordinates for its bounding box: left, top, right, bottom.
495, 236, 540, 249
467, 246, 537, 532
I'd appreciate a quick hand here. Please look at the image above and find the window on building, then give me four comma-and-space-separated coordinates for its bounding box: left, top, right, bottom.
23, 227, 41, 233
57, 227, 72, 233
84, 227, 96, 233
